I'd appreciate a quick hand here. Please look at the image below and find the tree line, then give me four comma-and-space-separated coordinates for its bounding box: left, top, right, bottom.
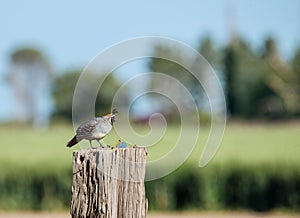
149, 36, 300, 119
6, 36, 300, 126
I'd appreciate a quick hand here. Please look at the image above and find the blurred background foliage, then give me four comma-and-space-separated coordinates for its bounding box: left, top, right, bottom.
6, 35, 300, 125
149, 36, 300, 120
8, 47, 52, 128
52, 70, 121, 121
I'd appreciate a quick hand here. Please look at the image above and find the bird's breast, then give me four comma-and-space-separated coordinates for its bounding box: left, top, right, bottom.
93, 132, 107, 139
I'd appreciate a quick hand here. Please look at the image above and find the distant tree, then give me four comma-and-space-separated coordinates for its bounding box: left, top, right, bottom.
262, 38, 278, 60
198, 36, 220, 66
148, 45, 192, 116
148, 38, 226, 120
262, 37, 300, 117
149, 46, 188, 82
292, 48, 300, 78
223, 38, 273, 118
290, 47, 300, 115
52, 71, 79, 120
8, 47, 52, 128
196, 36, 222, 110
223, 41, 238, 115
52, 70, 121, 121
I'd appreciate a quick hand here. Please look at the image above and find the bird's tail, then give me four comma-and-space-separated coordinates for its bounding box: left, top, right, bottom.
66, 135, 78, 147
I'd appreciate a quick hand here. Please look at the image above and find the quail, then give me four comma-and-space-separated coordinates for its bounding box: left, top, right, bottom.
66, 109, 118, 148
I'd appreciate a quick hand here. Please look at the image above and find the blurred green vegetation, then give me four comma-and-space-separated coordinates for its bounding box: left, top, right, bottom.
52, 70, 121, 121
6, 35, 300, 126
8, 47, 52, 128
0, 123, 299, 211
149, 36, 300, 119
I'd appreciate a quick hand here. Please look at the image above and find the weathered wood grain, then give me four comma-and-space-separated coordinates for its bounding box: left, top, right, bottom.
71, 147, 148, 218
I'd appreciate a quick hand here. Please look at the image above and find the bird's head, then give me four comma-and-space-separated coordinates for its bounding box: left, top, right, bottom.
105, 108, 118, 125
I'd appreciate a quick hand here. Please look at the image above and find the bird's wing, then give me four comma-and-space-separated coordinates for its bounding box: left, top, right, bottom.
76, 119, 97, 138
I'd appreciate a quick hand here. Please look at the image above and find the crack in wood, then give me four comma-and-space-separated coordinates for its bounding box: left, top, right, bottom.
70, 147, 148, 218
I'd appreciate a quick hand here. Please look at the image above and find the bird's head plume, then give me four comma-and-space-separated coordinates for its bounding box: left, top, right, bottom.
105, 108, 118, 125
112, 108, 118, 115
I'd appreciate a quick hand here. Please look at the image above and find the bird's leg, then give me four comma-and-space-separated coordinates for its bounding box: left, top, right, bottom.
89, 140, 97, 149
97, 139, 104, 148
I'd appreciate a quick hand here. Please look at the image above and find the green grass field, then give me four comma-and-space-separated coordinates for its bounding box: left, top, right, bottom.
0, 122, 299, 172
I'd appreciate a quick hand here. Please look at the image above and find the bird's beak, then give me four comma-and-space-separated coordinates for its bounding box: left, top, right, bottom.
106, 113, 115, 117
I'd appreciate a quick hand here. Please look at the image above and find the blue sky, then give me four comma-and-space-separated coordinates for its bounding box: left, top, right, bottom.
0, 0, 299, 120
1, 0, 299, 71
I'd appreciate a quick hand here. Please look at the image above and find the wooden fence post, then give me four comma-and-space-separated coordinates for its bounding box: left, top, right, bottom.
70, 147, 148, 218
